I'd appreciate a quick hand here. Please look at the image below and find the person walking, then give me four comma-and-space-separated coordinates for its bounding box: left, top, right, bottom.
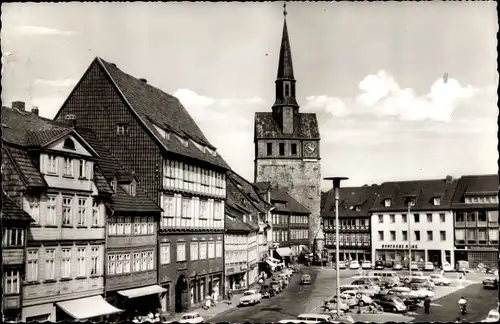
424, 296, 431, 314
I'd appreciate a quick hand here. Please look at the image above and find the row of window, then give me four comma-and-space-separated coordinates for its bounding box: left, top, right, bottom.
162, 159, 225, 195
455, 210, 498, 223
290, 229, 309, 240
266, 142, 298, 156
325, 233, 370, 243
382, 197, 441, 207
27, 195, 100, 227
26, 246, 101, 283
225, 235, 248, 245
323, 218, 370, 228
378, 213, 447, 224
4, 270, 20, 295
107, 251, 154, 275
465, 196, 498, 204
42, 154, 93, 180
108, 216, 155, 236
272, 214, 289, 225
225, 250, 248, 264
273, 230, 288, 242
290, 216, 308, 224
163, 195, 223, 220
455, 228, 499, 243
377, 230, 447, 242
159, 241, 223, 264
2, 228, 24, 247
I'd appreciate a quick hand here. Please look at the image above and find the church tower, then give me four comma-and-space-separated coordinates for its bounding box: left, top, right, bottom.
254, 3, 322, 250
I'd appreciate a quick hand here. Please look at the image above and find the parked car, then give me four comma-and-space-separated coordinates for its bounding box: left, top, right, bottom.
383, 290, 420, 309
429, 274, 451, 286
178, 313, 204, 324
407, 277, 435, 291
379, 277, 399, 289
456, 260, 470, 273
270, 281, 282, 294
442, 262, 454, 272
423, 262, 435, 271
350, 279, 381, 293
323, 297, 350, 312
374, 261, 384, 270
260, 284, 274, 298
338, 261, 347, 270
372, 295, 407, 313
409, 262, 419, 271
386, 286, 421, 300
301, 274, 312, 285
332, 293, 358, 308
481, 309, 500, 323
341, 290, 373, 307
409, 286, 434, 299
482, 277, 499, 289
361, 261, 372, 270
239, 290, 262, 306
349, 260, 360, 270
393, 262, 403, 271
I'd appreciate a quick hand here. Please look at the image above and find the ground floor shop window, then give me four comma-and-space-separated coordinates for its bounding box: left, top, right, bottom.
26, 314, 51, 322
228, 273, 247, 290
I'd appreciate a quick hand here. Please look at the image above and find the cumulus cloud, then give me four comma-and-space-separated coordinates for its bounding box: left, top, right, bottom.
305, 70, 482, 122
219, 96, 264, 107
11, 25, 77, 36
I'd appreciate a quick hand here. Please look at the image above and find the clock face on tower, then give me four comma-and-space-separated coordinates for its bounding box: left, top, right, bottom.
305, 142, 316, 154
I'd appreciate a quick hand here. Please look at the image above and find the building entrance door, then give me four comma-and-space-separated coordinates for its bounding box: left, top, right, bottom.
175, 274, 189, 313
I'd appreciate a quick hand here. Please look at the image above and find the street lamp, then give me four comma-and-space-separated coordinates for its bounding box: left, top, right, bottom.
325, 176, 348, 318
405, 195, 416, 277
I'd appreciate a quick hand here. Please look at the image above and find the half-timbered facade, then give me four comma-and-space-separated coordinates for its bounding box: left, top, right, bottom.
1, 191, 34, 321
54, 58, 229, 313
451, 174, 499, 268
321, 186, 379, 263
2, 104, 121, 322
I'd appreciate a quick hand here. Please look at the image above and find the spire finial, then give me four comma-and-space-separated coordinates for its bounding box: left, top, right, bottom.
283, 2, 287, 17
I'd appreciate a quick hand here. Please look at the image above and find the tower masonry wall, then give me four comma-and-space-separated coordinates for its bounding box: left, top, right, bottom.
255, 159, 321, 249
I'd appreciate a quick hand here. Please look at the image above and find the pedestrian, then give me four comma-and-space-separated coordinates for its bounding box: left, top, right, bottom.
424, 296, 431, 314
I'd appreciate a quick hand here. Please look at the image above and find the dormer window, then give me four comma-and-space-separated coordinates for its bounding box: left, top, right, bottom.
384, 199, 391, 207
433, 197, 441, 206
116, 124, 128, 135
407, 198, 416, 207
355, 205, 361, 212
175, 134, 188, 147
130, 181, 136, 196
111, 179, 117, 192
63, 138, 75, 150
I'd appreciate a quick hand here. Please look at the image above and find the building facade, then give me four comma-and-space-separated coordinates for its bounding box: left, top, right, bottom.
54, 58, 229, 313
2, 104, 120, 322
2, 192, 34, 321
451, 174, 499, 268
253, 9, 321, 251
223, 211, 251, 292
321, 186, 378, 263
370, 178, 458, 268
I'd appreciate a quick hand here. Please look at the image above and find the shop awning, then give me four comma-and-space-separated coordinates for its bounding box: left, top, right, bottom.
266, 260, 277, 269
117, 285, 167, 299
276, 247, 294, 258
267, 257, 281, 263
56, 296, 123, 320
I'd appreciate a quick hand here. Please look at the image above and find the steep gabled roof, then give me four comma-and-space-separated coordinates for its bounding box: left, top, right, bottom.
254, 112, 320, 140
371, 178, 458, 212
227, 171, 273, 214
270, 188, 310, 214
83, 58, 229, 170
452, 174, 499, 207
1, 191, 34, 223
2, 146, 47, 188
322, 185, 380, 218
224, 214, 251, 234
108, 185, 162, 213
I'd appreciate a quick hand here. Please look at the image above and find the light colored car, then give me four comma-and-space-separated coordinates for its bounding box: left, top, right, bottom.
442, 262, 454, 272
338, 261, 347, 269
393, 262, 403, 270
336, 293, 358, 308
423, 262, 435, 271
239, 290, 262, 306
388, 286, 420, 299
429, 274, 451, 286
324, 297, 350, 312
342, 290, 373, 307
178, 313, 204, 324
349, 260, 360, 270
361, 261, 372, 269
409, 262, 419, 271
409, 286, 434, 298
482, 310, 500, 323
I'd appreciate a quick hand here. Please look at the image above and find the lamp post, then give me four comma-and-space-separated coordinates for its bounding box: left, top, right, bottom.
405, 195, 415, 277
325, 176, 348, 318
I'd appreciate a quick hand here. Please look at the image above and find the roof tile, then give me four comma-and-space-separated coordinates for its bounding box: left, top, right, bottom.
2, 191, 34, 223
270, 188, 310, 214
254, 112, 320, 140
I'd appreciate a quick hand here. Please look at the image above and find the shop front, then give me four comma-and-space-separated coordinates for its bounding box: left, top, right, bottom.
275, 247, 295, 266
247, 263, 259, 287
454, 246, 498, 269
109, 285, 166, 320
375, 244, 424, 267
329, 248, 371, 262
56, 295, 123, 322
225, 264, 248, 292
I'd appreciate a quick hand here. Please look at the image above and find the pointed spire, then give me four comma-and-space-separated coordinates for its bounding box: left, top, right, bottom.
277, 2, 294, 80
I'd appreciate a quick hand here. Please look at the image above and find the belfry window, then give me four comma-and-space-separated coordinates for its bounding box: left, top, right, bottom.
284, 84, 290, 97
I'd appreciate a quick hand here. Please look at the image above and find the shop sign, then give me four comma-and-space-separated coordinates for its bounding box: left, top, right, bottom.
177, 262, 187, 270
381, 244, 417, 249
226, 265, 241, 275
466, 246, 498, 251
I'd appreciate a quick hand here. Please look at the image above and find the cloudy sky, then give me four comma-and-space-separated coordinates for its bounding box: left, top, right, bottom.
2, 1, 498, 190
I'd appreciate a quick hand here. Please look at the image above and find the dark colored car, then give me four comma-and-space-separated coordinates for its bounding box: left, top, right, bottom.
407, 278, 434, 291
483, 278, 499, 289
384, 290, 420, 309
374, 261, 384, 270
372, 294, 407, 313
269, 281, 281, 294
260, 284, 274, 298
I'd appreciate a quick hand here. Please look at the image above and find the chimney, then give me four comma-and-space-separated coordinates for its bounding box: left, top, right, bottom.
445, 175, 453, 183
12, 101, 25, 111
31, 106, 39, 116
64, 114, 77, 127
139, 78, 147, 83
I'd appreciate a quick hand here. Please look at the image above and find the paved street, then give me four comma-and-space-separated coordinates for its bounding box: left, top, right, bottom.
411, 283, 498, 323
